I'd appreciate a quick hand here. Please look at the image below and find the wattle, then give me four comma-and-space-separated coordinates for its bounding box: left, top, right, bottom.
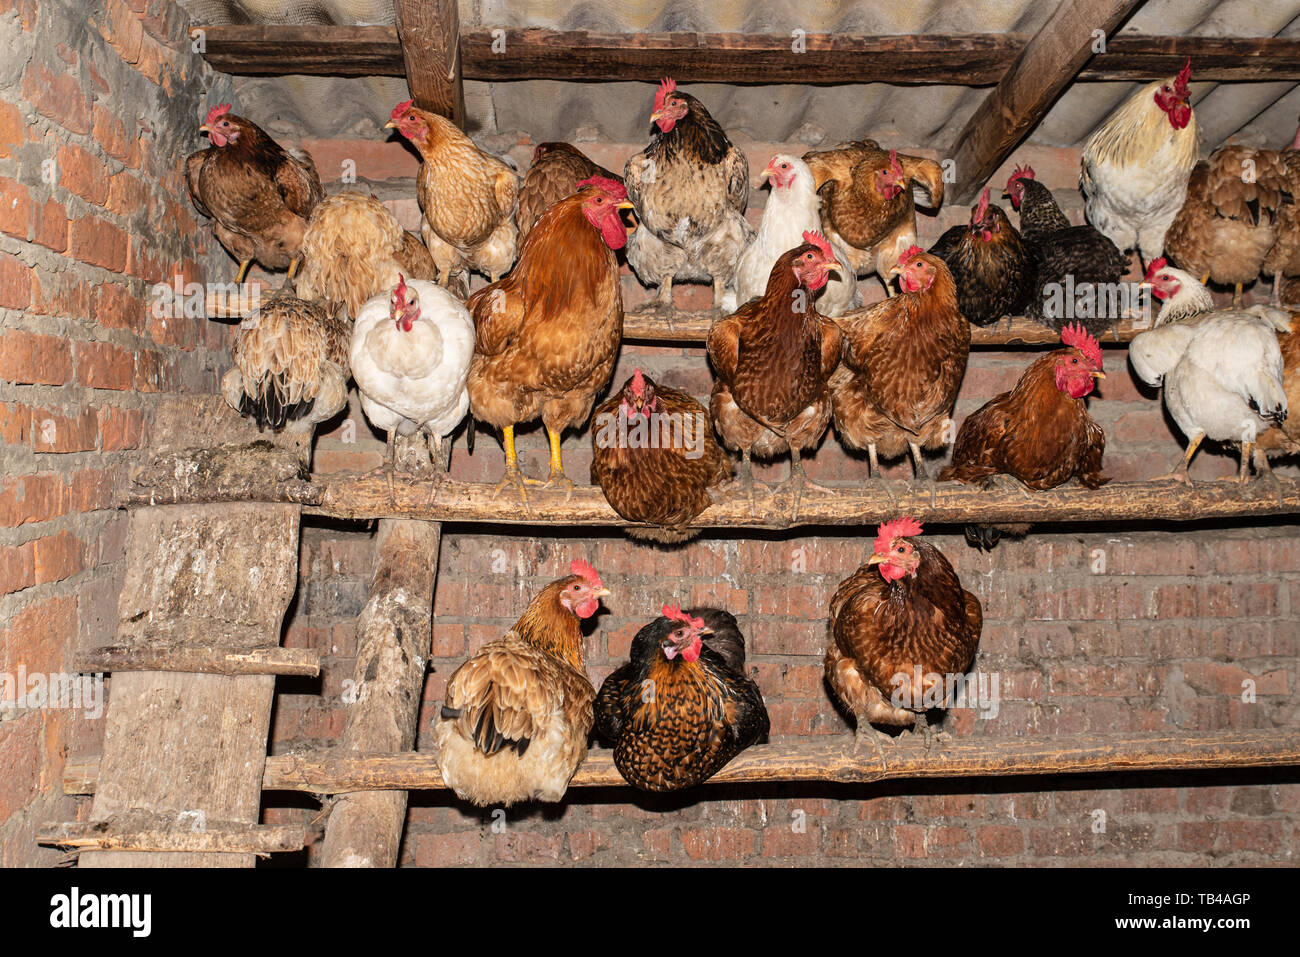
879, 563, 907, 583
574, 597, 599, 619
597, 215, 628, 250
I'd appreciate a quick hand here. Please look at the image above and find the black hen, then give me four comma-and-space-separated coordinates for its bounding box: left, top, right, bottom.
930, 187, 1038, 326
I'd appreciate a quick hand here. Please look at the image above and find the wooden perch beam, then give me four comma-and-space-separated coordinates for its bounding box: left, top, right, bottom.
948, 0, 1146, 205
395, 0, 464, 125
63, 730, 1300, 795
74, 645, 319, 677
191, 26, 1300, 84
38, 819, 305, 855
124, 452, 1300, 530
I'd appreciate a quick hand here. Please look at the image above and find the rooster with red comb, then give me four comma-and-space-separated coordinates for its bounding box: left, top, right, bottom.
939, 324, 1109, 549
622, 77, 753, 312
595, 604, 768, 791
435, 559, 609, 806
826, 518, 982, 757
185, 102, 323, 284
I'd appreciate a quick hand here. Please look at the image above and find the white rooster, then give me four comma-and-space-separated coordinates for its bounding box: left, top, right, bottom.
1130, 262, 1289, 483
350, 275, 475, 474
1080, 59, 1199, 268
732, 154, 860, 317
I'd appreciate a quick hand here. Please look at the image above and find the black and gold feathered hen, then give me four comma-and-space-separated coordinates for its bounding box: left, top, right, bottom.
595, 606, 768, 792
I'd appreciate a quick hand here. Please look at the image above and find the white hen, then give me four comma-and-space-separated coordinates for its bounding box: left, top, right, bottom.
350, 276, 475, 470
733, 154, 860, 317
1130, 264, 1289, 482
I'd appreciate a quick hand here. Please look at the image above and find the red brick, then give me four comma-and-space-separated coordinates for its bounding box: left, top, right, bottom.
95, 0, 144, 65
641, 828, 672, 860
977, 825, 1024, 858
125, 235, 165, 283
406, 830, 479, 866
0, 541, 36, 595
69, 467, 114, 513
0, 473, 68, 527
0, 715, 42, 820
133, 348, 178, 392
567, 829, 609, 861
98, 404, 144, 450
30, 406, 98, 453
0, 331, 70, 385
68, 215, 128, 272
680, 826, 756, 861
0, 254, 31, 311
56, 144, 109, 205
32, 198, 68, 253
0, 102, 23, 160
0, 595, 77, 676
92, 107, 135, 165
76, 340, 134, 391
21, 60, 89, 135
95, 281, 146, 333
0, 402, 31, 446
0, 176, 34, 242
32, 530, 89, 584
105, 172, 148, 218
31, 271, 91, 320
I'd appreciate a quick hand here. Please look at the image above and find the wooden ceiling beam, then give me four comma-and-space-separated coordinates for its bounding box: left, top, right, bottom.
394, 0, 464, 126
948, 0, 1148, 205
189, 25, 1300, 85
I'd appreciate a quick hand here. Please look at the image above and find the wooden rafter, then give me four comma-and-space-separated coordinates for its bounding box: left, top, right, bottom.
63, 729, 1300, 795
124, 445, 1300, 531
948, 0, 1146, 205
190, 25, 1300, 85
394, 0, 464, 125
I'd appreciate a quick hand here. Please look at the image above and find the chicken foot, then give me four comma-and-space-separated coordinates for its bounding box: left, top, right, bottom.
851, 720, 889, 770
1152, 432, 1204, 485
534, 426, 574, 502
777, 448, 833, 519
491, 425, 533, 506
234, 259, 252, 285
909, 442, 929, 481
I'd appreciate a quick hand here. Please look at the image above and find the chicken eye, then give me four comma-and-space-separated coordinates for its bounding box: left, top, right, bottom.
1071, 357, 1079, 364
780, 163, 789, 169
594, 196, 604, 204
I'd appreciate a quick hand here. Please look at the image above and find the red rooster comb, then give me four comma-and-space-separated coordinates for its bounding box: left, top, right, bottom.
873, 517, 924, 555
662, 604, 706, 630
570, 559, 602, 588
898, 244, 925, 266
576, 175, 628, 201
974, 187, 990, 220
204, 103, 231, 126
1143, 257, 1169, 284
1007, 163, 1035, 187
888, 148, 902, 173
654, 77, 677, 113
630, 368, 647, 397
1061, 323, 1103, 369
1174, 57, 1192, 97
802, 230, 833, 259
390, 99, 414, 121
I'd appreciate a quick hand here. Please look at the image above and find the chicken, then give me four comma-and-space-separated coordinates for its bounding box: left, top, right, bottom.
295, 191, 441, 321
937, 324, 1109, 549
467, 176, 632, 501
707, 232, 843, 510
590, 369, 733, 544
1261, 121, 1300, 307
1165, 145, 1288, 307
386, 100, 518, 285
826, 518, 983, 754
1004, 165, 1130, 335
594, 606, 768, 792
185, 103, 323, 283
733, 154, 859, 317
623, 78, 753, 311
802, 140, 944, 295
434, 560, 608, 806
349, 276, 475, 476
830, 246, 969, 479
1131, 263, 1289, 483
1255, 310, 1300, 472
928, 187, 1036, 326
517, 142, 622, 244
1080, 59, 1200, 268
1141, 257, 1215, 327
220, 289, 349, 434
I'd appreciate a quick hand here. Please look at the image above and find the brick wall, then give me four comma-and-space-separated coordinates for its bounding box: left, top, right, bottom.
0, 0, 227, 865
266, 135, 1299, 865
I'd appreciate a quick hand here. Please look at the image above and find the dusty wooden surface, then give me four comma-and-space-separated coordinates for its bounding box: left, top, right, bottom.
78, 504, 299, 868
75, 644, 319, 677
65, 730, 1300, 795
39, 815, 305, 855
395, 0, 464, 125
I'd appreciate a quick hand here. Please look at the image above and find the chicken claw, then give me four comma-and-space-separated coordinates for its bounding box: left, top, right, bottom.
851, 722, 888, 771
492, 466, 532, 506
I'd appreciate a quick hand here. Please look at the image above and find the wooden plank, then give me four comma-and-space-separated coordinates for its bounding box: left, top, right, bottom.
122, 465, 1300, 531
64, 730, 1300, 794
78, 504, 300, 868
320, 509, 442, 868
74, 645, 319, 677
395, 0, 464, 125
39, 818, 305, 855
192, 26, 1300, 84
948, 0, 1147, 205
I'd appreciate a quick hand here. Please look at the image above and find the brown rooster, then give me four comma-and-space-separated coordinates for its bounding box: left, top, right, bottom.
185, 103, 323, 283
831, 246, 970, 479
1263, 121, 1300, 306
434, 560, 608, 807
826, 518, 983, 756
928, 187, 1037, 326
220, 290, 349, 435
518, 142, 622, 244
590, 369, 733, 543
594, 606, 768, 792
938, 324, 1109, 549
387, 100, 519, 285
623, 78, 753, 311
707, 232, 843, 510
802, 140, 944, 295
295, 191, 441, 320
1165, 145, 1288, 307
1255, 309, 1300, 472
467, 176, 632, 501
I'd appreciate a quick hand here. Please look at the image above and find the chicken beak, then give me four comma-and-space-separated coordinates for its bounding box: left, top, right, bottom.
617, 202, 635, 211
384, 120, 397, 129
887, 264, 903, 278
699, 627, 714, 636
595, 587, 612, 599
867, 553, 887, 566
822, 260, 843, 276
1000, 189, 1011, 199
649, 110, 663, 124
1090, 371, 1107, 379
199, 124, 211, 134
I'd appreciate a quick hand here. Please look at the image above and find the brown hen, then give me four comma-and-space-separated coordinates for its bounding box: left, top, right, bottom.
1255, 309, 1300, 470
518, 142, 623, 244
590, 369, 733, 543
